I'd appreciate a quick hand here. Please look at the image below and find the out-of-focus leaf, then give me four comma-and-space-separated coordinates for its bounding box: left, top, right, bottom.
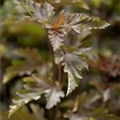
9, 89, 41, 118
0, 1, 16, 24
89, 55, 120, 77
64, 87, 120, 120
52, 0, 89, 10
61, 90, 101, 111
11, 106, 37, 120
65, 114, 88, 120
30, 104, 47, 120
65, 107, 120, 120
9, 22, 46, 39
3, 60, 33, 83
0, 43, 7, 58
1, 106, 38, 120
15, 0, 55, 24
0, 111, 8, 120
91, 0, 102, 7
9, 75, 49, 117
12, 48, 41, 64
45, 87, 64, 109
3, 48, 42, 83
71, 0, 90, 10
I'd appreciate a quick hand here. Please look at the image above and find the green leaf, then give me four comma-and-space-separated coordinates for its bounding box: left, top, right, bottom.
52, 0, 89, 10
71, 0, 90, 10
1, 106, 38, 120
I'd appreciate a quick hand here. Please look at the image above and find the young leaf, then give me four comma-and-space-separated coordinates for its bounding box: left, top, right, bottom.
46, 24, 67, 51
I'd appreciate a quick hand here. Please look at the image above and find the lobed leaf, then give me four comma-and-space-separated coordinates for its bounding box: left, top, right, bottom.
9, 73, 64, 117
15, 0, 55, 23
65, 50, 88, 95
55, 48, 89, 95
65, 13, 110, 34
46, 24, 67, 51
8, 77, 47, 118
45, 88, 64, 109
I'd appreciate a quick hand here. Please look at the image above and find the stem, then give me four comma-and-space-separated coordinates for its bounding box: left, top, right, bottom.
58, 63, 62, 84
58, 63, 62, 83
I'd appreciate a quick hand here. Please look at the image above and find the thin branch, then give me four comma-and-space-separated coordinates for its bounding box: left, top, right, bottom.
57, 62, 63, 88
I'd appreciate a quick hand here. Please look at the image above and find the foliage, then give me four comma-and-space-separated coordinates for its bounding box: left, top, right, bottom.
1, 0, 120, 120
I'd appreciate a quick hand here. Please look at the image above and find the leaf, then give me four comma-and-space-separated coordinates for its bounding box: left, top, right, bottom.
46, 24, 67, 51
3, 48, 42, 83
71, 0, 90, 10
0, 111, 8, 120
9, 73, 64, 117
3, 60, 33, 83
16, 0, 55, 23
1, 106, 38, 120
9, 88, 42, 118
65, 13, 110, 34
12, 48, 41, 64
45, 87, 64, 109
64, 50, 88, 95
55, 48, 89, 95
89, 55, 120, 77
8, 68, 51, 118
46, 13, 110, 52
30, 104, 47, 120
65, 107, 120, 120
65, 114, 87, 120
52, 0, 89, 10
9, 75, 49, 117
64, 89, 120, 120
